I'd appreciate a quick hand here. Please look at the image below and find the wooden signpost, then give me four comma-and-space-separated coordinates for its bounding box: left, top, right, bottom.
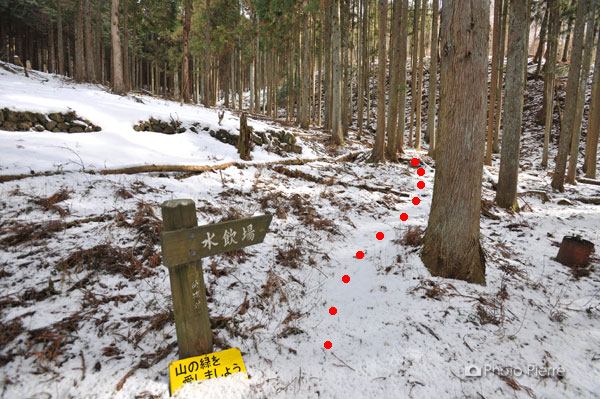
161, 199, 272, 359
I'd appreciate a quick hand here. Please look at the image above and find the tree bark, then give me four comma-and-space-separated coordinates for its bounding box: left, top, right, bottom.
566, 1, 596, 184
409, 0, 420, 146
541, 0, 560, 168
204, 0, 212, 106
74, 0, 86, 82
371, 0, 387, 162
331, 0, 344, 145
485, 0, 503, 166
414, 0, 426, 151
300, 10, 310, 129
357, 0, 368, 138
421, 0, 489, 285
396, 0, 409, 153
552, 0, 588, 191
84, 0, 95, 82
386, 0, 402, 161
48, 18, 56, 74
561, 0, 575, 63
493, 0, 508, 154
583, 27, 600, 178
111, 0, 126, 94
496, 0, 528, 210
426, 0, 439, 155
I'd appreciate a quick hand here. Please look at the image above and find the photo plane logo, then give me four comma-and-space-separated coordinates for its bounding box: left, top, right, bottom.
464, 365, 482, 378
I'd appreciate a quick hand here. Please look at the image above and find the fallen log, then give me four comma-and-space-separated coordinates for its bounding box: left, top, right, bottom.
577, 177, 600, 186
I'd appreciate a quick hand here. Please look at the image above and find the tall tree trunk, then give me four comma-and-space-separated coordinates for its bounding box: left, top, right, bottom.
552, 0, 588, 191
204, 0, 212, 106
371, 0, 387, 161
331, 0, 344, 145
182, 0, 191, 103
111, 0, 126, 94
493, 0, 508, 154
357, 0, 368, 138
254, 15, 260, 113
425, 0, 439, 155
541, 0, 560, 168
386, 0, 402, 161
74, 0, 86, 82
84, 0, 95, 82
414, 0, 426, 150
533, 4, 548, 72
341, 0, 350, 137
485, 0, 503, 166
566, 1, 596, 184
421, 0, 489, 285
409, 0, 420, 146
561, 0, 575, 63
496, 0, 528, 210
300, 10, 310, 129
122, 0, 129, 89
324, 1, 333, 130
583, 27, 600, 178
48, 18, 56, 74
396, 0, 409, 153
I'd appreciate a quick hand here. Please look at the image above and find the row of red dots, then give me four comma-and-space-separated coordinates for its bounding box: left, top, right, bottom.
324, 158, 425, 350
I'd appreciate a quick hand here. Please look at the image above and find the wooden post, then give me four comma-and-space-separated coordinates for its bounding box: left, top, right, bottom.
238, 112, 251, 161
161, 199, 213, 359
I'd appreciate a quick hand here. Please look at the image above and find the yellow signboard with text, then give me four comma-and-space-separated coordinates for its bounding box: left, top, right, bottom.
169, 347, 247, 395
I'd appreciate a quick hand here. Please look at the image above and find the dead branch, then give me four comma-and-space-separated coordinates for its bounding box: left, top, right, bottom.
577, 177, 600, 186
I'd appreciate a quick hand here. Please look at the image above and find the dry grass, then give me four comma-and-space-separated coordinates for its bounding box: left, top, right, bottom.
30, 189, 71, 216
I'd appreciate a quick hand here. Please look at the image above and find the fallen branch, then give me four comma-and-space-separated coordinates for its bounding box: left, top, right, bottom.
577, 177, 600, 186
576, 197, 600, 205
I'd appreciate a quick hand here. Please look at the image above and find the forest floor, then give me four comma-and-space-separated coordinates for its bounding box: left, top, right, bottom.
0, 62, 599, 399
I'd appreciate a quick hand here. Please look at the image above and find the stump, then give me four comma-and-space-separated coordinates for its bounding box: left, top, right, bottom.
556, 236, 595, 267
238, 112, 252, 161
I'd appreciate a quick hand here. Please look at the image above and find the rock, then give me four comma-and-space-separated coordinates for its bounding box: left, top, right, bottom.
36, 113, 48, 124
17, 121, 32, 130
283, 132, 296, 145
189, 126, 198, 133
176, 127, 186, 133
49, 112, 63, 123
57, 122, 69, 131
151, 124, 160, 132
251, 134, 263, 145
24, 112, 37, 123
63, 111, 76, 122
149, 117, 159, 125
70, 122, 87, 130
35, 125, 45, 132
133, 124, 141, 131
93, 125, 102, 132
0, 109, 4, 123
6, 110, 18, 123
1, 121, 17, 131
52, 128, 61, 133
163, 124, 175, 134
45, 120, 57, 130
85, 127, 93, 132
209, 130, 216, 137
69, 126, 84, 133
159, 121, 168, 130
557, 199, 573, 206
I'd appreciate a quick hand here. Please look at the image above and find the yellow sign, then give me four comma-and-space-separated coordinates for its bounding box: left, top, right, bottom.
169, 347, 247, 395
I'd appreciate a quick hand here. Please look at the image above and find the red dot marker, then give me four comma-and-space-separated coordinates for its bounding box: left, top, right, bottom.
411, 158, 419, 166
342, 275, 350, 283
400, 213, 408, 221
412, 197, 421, 205
417, 181, 425, 189
376, 232, 384, 240
356, 251, 364, 259
417, 168, 425, 176
329, 307, 337, 315
324, 341, 332, 349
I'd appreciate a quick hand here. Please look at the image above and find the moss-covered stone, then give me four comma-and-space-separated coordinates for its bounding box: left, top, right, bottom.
57, 122, 69, 131
35, 125, 45, 132
45, 120, 57, 130
133, 124, 141, 131
48, 112, 63, 122
17, 121, 32, 130
2, 121, 17, 131
69, 126, 84, 133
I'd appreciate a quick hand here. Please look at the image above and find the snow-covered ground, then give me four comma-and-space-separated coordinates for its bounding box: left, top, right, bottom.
1, 65, 599, 399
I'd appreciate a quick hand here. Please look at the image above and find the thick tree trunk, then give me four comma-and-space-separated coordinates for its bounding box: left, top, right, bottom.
425, 0, 439, 155
414, 0, 426, 151
341, 0, 350, 137
583, 27, 600, 178
324, 1, 333, 130
204, 0, 212, 106
409, 0, 420, 146
48, 18, 56, 74
300, 12, 310, 129
331, 0, 344, 145
552, 0, 588, 191
496, 0, 528, 210
396, 0, 409, 153
84, 0, 95, 82
485, 0, 502, 166
371, 0, 387, 162
111, 0, 126, 94
566, 1, 596, 184
357, 0, 368, 138
541, 0, 560, 168
421, 0, 489, 285
386, 0, 402, 161
122, 0, 129, 89
74, 0, 86, 82
493, 0, 508, 154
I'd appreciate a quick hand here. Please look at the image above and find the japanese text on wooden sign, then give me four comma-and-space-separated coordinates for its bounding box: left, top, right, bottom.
161, 214, 272, 267
169, 347, 247, 394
